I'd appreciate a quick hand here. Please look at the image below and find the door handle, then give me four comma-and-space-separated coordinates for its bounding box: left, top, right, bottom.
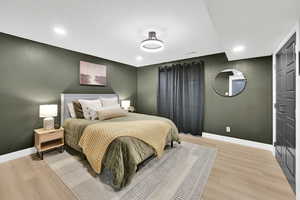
275, 103, 286, 112
279, 104, 286, 112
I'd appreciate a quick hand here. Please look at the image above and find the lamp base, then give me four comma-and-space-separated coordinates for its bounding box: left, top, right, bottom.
43, 117, 54, 130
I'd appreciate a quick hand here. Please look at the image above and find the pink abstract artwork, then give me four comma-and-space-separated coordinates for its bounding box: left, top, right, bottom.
80, 61, 107, 86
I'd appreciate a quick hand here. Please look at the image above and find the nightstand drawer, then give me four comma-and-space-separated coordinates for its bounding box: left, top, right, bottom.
40, 130, 63, 143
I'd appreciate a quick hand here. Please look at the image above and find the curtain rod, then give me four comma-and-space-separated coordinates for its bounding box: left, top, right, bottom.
141, 56, 203, 68
161, 59, 204, 67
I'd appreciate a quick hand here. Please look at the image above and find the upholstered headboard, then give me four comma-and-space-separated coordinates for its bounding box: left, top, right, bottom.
60, 93, 119, 124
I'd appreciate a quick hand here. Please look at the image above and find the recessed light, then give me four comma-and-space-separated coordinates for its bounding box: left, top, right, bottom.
53, 26, 67, 36
136, 56, 143, 61
232, 45, 245, 53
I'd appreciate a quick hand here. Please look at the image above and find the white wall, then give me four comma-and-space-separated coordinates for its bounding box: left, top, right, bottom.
273, 19, 299, 199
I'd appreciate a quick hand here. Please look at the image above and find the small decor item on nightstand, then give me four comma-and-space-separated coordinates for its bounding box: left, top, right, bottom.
128, 106, 135, 112
54, 124, 61, 129
121, 100, 130, 110
39, 104, 57, 130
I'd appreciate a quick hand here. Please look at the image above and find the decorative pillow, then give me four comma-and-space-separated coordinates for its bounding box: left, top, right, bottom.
97, 106, 127, 121
78, 99, 102, 120
67, 103, 76, 118
100, 97, 119, 107
73, 101, 84, 119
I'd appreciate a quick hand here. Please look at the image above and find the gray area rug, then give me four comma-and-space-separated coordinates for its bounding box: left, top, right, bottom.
45, 142, 217, 200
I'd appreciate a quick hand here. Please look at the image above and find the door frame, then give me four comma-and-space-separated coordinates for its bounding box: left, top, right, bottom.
273, 21, 299, 198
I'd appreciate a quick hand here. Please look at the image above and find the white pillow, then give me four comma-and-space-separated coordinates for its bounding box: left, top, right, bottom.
67, 103, 76, 118
97, 106, 127, 121
78, 99, 102, 120
100, 97, 119, 107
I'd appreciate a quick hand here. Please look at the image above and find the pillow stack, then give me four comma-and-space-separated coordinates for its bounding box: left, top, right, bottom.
67, 97, 127, 120
78, 99, 102, 120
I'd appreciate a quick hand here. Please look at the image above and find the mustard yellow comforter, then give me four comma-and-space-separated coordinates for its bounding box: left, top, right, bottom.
79, 120, 171, 174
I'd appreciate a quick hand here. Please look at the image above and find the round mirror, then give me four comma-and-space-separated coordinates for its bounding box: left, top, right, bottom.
214, 69, 246, 97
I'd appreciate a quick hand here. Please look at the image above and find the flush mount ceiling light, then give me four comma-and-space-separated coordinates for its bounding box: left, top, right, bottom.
232, 45, 245, 53
140, 31, 164, 53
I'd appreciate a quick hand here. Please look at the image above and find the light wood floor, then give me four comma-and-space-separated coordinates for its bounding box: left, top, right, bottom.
181, 135, 295, 200
0, 154, 76, 200
0, 135, 295, 200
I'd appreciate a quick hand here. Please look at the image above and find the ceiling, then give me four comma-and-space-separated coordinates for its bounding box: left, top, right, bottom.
203, 0, 300, 61
0, 0, 299, 67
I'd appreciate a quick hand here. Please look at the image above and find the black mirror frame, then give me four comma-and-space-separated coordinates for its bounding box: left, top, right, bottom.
212, 70, 247, 97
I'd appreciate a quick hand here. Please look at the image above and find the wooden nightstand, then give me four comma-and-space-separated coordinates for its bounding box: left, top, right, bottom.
34, 128, 64, 160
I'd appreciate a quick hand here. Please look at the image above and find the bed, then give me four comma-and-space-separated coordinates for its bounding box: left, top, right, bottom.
61, 93, 180, 189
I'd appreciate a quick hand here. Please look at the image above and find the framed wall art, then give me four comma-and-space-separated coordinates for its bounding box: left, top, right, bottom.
80, 61, 107, 86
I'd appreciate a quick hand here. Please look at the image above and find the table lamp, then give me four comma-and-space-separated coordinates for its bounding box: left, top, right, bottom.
40, 104, 58, 130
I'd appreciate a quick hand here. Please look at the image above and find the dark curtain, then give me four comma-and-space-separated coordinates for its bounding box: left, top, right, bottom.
157, 61, 204, 135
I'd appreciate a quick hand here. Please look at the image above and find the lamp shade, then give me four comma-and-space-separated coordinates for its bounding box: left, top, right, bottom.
121, 100, 130, 110
39, 104, 58, 118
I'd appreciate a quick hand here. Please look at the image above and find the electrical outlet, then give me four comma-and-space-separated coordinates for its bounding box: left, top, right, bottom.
226, 126, 231, 133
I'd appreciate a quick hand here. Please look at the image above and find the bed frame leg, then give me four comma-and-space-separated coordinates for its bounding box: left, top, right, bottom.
171, 140, 174, 148
80, 153, 87, 161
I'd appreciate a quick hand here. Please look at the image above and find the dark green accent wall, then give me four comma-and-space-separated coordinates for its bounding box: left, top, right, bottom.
0, 33, 137, 155
0, 31, 273, 154
137, 53, 273, 144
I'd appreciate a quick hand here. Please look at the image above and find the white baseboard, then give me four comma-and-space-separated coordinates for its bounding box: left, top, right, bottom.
0, 147, 37, 164
202, 132, 274, 153
0, 133, 275, 164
